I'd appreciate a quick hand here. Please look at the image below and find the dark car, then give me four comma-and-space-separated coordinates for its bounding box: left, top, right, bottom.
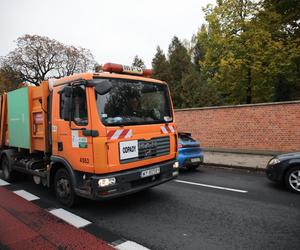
178, 132, 204, 169
266, 152, 300, 193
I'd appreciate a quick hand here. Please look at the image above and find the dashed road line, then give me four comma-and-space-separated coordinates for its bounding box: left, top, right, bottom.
0, 178, 151, 249
175, 179, 248, 193
0, 179, 9, 186
13, 190, 40, 201
49, 208, 92, 228
115, 240, 150, 250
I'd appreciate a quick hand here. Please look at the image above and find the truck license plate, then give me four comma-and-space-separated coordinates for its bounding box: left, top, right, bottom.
191, 157, 200, 163
140, 167, 160, 178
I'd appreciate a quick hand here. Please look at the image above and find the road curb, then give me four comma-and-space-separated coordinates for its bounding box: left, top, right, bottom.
202, 162, 266, 172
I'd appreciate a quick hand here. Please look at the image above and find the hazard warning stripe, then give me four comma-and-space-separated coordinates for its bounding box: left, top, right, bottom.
119, 129, 129, 138
111, 130, 123, 140
161, 126, 168, 134
161, 125, 175, 134
107, 125, 175, 139
168, 125, 175, 133
124, 129, 132, 138
107, 129, 133, 140
107, 130, 116, 138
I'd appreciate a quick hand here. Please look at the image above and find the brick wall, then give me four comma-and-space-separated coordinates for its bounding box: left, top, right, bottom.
174, 101, 300, 153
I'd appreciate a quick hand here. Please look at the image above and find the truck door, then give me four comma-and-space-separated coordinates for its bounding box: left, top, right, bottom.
52, 83, 94, 173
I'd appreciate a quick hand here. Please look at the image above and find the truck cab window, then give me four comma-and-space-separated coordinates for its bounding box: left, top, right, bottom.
60, 85, 88, 126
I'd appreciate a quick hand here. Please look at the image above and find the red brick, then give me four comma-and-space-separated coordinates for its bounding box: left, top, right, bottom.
175, 102, 300, 152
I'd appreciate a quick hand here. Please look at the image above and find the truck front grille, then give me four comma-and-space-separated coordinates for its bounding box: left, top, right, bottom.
120, 136, 170, 164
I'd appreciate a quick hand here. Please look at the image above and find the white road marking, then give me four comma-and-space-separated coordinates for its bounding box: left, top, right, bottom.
13, 190, 40, 201
49, 208, 91, 228
175, 180, 248, 193
0, 178, 10, 186
115, 240, 150, 250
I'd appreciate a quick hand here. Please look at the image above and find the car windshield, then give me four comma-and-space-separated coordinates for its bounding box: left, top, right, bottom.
179, 134, 196, 144
94, 78, 173, 126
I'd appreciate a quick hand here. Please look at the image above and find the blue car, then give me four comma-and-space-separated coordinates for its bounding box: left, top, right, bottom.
178, 132, 204, 169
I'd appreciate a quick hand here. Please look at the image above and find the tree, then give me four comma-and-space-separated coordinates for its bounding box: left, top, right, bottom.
1, 34, 96, 85
180, 67, 221, 107
257, 0, 300, 101
150, 0, 300, 108
57, 46, 96, 78
0, 65, 22, 93
94, 64, 103, 72
262, 0, 300, 39
152, 46, 171, 82
132, 55, 146, 69
168, 36, 193, 108
191, 27, 207, 71
198, 0, 300, 105
199, 0, 263, 104
151, 37, 221, 108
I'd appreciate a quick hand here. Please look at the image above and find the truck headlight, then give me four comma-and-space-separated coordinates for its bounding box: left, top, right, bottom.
268, 158, 280, 165
98, 177, 116, 187
173, 161, 179, 169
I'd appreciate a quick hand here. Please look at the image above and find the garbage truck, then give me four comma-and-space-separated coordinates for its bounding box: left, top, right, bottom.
0, 63, 179, 206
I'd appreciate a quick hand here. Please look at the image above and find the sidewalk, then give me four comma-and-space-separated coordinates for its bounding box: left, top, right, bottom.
0, 186, 113, 250
203, 151, 273, 170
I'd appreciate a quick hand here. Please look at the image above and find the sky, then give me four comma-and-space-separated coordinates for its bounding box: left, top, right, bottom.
0, 0, 213, 68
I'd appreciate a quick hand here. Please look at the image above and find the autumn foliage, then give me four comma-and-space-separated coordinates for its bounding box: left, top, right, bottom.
152, 0, 300, 108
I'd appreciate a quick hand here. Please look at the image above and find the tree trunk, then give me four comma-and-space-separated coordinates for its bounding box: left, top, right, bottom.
246, 67, 252, 104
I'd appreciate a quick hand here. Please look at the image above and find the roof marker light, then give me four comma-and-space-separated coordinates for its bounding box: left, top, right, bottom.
102, 63, 153, 77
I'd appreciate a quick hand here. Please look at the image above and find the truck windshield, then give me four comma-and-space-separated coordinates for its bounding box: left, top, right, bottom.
94, 78, 173, 126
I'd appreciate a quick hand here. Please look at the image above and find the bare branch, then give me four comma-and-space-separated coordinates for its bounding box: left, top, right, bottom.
1, 34, 97, 84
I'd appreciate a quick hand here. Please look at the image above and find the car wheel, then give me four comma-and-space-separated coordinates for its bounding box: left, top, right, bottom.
284, 166, 300, 193
54, 168, 78, 207
1, 155, 15, 182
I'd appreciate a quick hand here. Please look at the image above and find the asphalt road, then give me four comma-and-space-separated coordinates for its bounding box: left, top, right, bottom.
2, 166, 300, 250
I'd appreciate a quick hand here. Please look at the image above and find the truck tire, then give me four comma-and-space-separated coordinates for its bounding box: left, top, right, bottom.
1, 154, 15, 182
54, 168, 78, 207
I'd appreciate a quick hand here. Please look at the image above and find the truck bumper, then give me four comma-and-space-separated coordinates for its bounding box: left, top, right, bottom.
75, 159, 178, 200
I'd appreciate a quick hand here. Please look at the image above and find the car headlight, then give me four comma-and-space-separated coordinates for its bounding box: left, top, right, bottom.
268, 158, 280, 165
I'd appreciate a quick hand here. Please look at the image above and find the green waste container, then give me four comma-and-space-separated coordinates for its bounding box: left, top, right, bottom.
7, 87, 30, 149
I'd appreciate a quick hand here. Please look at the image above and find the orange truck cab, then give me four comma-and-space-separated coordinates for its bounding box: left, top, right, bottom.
0, 63, 179, 206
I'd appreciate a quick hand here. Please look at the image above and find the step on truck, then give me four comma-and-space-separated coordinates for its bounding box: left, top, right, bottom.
0, 63, 179, 207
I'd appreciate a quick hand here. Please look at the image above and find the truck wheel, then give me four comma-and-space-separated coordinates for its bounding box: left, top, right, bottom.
284, 166, 300, 194
1, 155, 15, 182
54, 168, 78, 207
